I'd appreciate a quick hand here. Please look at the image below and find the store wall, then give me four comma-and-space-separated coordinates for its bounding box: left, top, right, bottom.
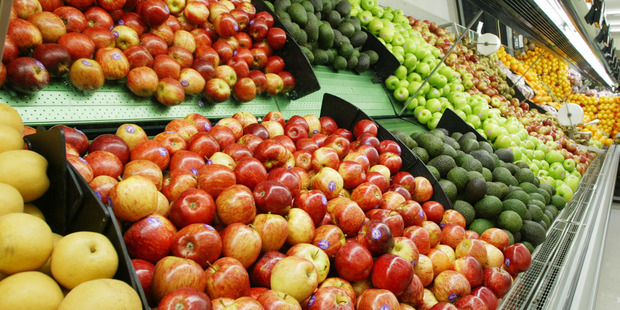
379, 0, 460, 25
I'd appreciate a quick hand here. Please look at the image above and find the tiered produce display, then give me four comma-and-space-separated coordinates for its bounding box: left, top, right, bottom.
0, 0, 615, 308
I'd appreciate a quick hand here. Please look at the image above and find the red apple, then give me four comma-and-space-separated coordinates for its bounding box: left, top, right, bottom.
432, 270, 471, 303
334, 240, 373, 282
285, 208, 315, 246
6, 57, 50, 93
483, 267, 512, 298
503, 243, 532, 275
82, 26, 115, 50
440, 224, 466, 250
7, 18, 42, 55
95, 47, 130, 80
67, 154, 94, 183
204, 77, 231, 103
111, 25, 140, 50
479, 228, 510, 252
158, 287, 212, 310
221, 222, 262, 268
132, 259, 155, 305
53, 6, 87, 33
392, 171, 415, 196
89, 175, 118, 204
168, 188, 215, 228
412, 177, 433, 203
141, 32, 169, 56
196, 163, 235, 199
404, 225, 431, 255
69, 58, 105, 92
215, 184, 256, 225
27, 11, 65, 43
356, 289, 400, 310
152, 256, 208, 303
372, 254, 414, 296
131, 139, 170, 171
455, 239, 488, 268
162, 168, 198, 201
138, 0, 170, 27
83, 150, 124, 179
250, 250, 286, 288
471, 286, 499, 310
124, 214, 178, 264
115, 123, 148, 151
154, 131, 188, 156
205, 257, 251, 299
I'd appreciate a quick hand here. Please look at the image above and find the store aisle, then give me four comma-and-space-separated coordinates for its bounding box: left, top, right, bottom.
595, 203, 620, 309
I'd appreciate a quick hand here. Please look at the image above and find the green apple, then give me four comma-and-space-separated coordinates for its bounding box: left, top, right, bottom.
529, 162, 539, 174
457, 103, 472, 115
393, 14, 409, 26
431, 111, 443, 120
427, 116, 441, 130
539, 160, 549, 171
450, 83, 465, 93
413, 105, 425, 116
394, 8, 404, 15
548, 162, 566, 180
454, 109, 467, 120
477, 129, 487, 139
385, 75, 400, 91
509, 134, 521, 146
448, 92, 467, 106
358, 11, 374, 26
414, 46, 431, 61
404, 54, 418, 72
426, 87, 441, 99
532, 150, 545, 161
431, 48, 440, 58
369, 6, 384, 18
416, 108, 432, 124
562, 158, 575, 172
382, 11, 394, 21
406, 97, 419, 110
394, 65, 408, 80
379, 26, 395, 43
415, 62, 431, 78
463, 79, 474, 90
361, 0, 377, 11
394, 53, 404, 63
403, 38, 417, 54
392, 33, 405, 46
485, 124, 501, 141
429, 74, 448, 89
414, 95, 426, 107
564, 174, 580, 192
368, 19, 384, 35
545, 141, 560, 151
392, 45, 405, 57
555, 183, 573, 202
472, 105, 489, 120
466, 114, 481, 129
407, 71, 422, 83
426, 98, 442, 113
350, 7, 360, 16
494, 134, 513, 149
545, 150, 564, 164
394, 86, 409, 102
511, 146, 522, 161
537, 169, 549, 178
535, 143, 548, 153
440, 85, 451, 97
398, 79, 409, 88
407, 81, 422, 96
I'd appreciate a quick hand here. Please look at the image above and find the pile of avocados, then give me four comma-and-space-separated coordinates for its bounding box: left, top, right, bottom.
392, 129, 568, 253
264, 0, 379, 72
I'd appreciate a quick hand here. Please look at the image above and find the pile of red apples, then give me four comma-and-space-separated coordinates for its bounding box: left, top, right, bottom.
2, 0, 293, 105
51, 110, 533, 310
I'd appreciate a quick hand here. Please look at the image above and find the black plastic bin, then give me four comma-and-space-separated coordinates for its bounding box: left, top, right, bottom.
437, 108, 493, 148
24, 129, 150, 310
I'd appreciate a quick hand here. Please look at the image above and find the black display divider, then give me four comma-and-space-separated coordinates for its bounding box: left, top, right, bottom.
25, 129, 150, 310
437, 108, 493, 148
321, 93, 452, 208
251, 0, 321, 100
525, 99, 548, 113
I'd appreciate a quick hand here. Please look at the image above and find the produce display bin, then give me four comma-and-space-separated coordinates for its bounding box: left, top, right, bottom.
321, 93, 452, 208
24, 129, 150, 310
252, 0, 320, 100
437, 107, 493, 146
360, 28, 401, 81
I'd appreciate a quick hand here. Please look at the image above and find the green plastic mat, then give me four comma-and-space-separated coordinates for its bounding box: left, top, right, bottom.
376, 117, 428, 136
0, 66, 396, 126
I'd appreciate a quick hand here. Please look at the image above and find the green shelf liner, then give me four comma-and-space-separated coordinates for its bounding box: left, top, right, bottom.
0, 66, 396, 126
377, 117, 428, 136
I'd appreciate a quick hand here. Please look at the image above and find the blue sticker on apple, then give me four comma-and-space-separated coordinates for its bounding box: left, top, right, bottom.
207, 159, 213, 165
112, 30, 119, 38
396, 145, 401, 153
371, 228, 381, 240
125, 125, 135, 133
318, 239, 329, 250
35, 60, 45, 70
191, 168, 199, 176
181, 80, 189, 87
79, 157, 88, 164
313, 130, 319, 134
380, 305, 390, 310
440, 223, 445, 228
118, 19, 124, 25
94, 191, 102, 201
158, 147, 168, 156
204, 123, 211, 131
448, 293, 458, 301
418, 208, 425, 219
165, 131, 176, 134
112, 52, 122, 60
308, 295, 316, 306
321, 195, 328, 206
198, 99, 205, 107
505, 258, 511, 266
204, 224, 215, 230
412, 259, 417, 267
82, 59, 93, 66
147, 217, 162, 227
328, 181, 336, 191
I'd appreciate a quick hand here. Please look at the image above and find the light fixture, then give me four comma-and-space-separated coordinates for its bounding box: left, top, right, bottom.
534, 0, 615, 86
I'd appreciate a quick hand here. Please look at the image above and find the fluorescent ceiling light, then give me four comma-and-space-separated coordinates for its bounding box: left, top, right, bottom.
534, 0, 615, 86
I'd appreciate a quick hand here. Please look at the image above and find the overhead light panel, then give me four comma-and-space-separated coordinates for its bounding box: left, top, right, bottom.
534, 0, 615, 86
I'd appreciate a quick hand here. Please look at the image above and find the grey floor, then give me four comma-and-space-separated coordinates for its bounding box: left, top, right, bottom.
595, 202, 620, 309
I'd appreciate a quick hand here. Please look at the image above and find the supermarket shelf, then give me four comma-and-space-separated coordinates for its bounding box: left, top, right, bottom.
500, 144, 620, 309
376, 117, 428, 136
0, 66, 396, 127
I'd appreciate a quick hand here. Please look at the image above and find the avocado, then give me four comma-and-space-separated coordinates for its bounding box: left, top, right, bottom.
464, 177, 487, 204
474, 195, 503, 219
527, 205, 544, 222
447, 166, 469, 191
479, 141, 494, 154
551, 195, 566, 210
495, 148, 514, 163
313, 48, 329, 65
338, 22, 355, 38
332, 29, 343, 48
427, 166, 440, 181
481, 167, 492, 182
502, 199, 528, 220
346, 54, 358, 69
320, 0, 331, 14
515, 161, 530, 169
299, 46, 314, 63
468, 218, 495, 236
537, 188, 551, 204
301, 0, 314, 12
439, 179, 458, 202
541, 183, 556, 196
338, 42, 354, 58
460, 139, 480, 153
521, 220, 546, 246
416, 132, 444, 158
455, 154, 474, 167
412, 147, 429, 164
429, 129, 447, 142
505, 190, 530, 205
442, 144, 458, 158
326, 10, 342, 29
318, 22, 334, 49
274, 0, 292, 13
332, 55, 347, 70
471, 150, 495, 171
350, 30, 368, 47
518, 182, 538, 194
453, 200, 476, 226
467, 171, 484, 182
428, 155, 457, 178
486, 181, 507, 200
308, 0, 322, 11
355, 53, 370, 72
462, 158, 483, 173
363, 50, 379, 65
451, 132, 463, 141
493, 167, 518, 186
347, 15, 362, 31
529, 192, 546, 205
444, 137, 461, 151
305, 13, 320, 42
287, 3, 308, 25
335, 0, 351, 16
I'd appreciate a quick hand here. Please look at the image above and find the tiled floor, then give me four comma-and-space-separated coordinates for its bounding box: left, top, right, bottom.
595, 202, 620, 309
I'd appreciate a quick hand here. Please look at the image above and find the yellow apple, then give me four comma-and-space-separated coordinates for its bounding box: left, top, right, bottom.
0, 123, 24, 153
37, 233, 63, 276
0, 271, 64, 310
58, 278, 142, 310
23, 203, 45, 220
0, 102, 24, 133
270, 256, 318, 302
0, 150, 50, 202
0, 182, 23, 216
0, 213, 53, 274
51, 231, 119, 289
